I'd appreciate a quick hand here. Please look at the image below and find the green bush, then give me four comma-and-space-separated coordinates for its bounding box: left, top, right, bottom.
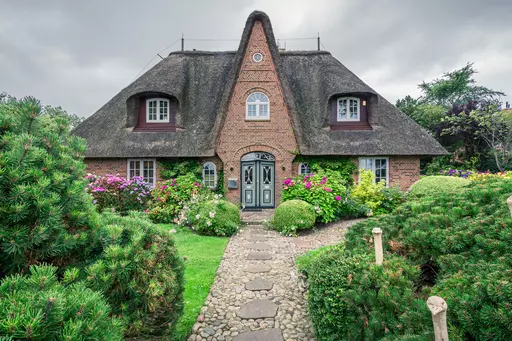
409, 176, 471, 197
282, 170, 347, 223
184, 196, 240, 236
85, 212, 184, 336
0, 96, 99, 276
147, 173, 207, 223
298, 247, 431, 341
351, 169, 386, 213
294, 157, 357, 185
0, 265, 124, 340
272, 200, 316, 235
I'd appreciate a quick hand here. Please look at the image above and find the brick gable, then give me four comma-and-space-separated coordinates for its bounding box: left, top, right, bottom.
217, 20, 297, 204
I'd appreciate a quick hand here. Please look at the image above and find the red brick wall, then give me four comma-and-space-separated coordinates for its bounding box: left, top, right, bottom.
85, 158, 127, 177
217, 20, 297, 205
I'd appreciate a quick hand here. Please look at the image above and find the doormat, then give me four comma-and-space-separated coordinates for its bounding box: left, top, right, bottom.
243, 208, 263, 212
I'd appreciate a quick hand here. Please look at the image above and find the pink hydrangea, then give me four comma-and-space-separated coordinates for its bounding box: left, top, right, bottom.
305, 182, 312, 189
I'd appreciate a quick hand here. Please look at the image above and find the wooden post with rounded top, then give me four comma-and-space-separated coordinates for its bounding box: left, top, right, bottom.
372, 227, 383, 265
427, 296, 449, 341
507, 196, 512, 216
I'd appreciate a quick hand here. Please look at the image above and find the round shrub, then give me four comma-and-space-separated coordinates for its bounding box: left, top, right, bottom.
85, 212, 184, 336
301, 249, 431, 341
184, 196, 240, 236
0, 265, 124, 340
409, 176, 471, 197
272, 200, 316, 235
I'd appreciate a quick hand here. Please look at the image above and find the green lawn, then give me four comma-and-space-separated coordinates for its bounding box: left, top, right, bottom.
162, 225, 229, 341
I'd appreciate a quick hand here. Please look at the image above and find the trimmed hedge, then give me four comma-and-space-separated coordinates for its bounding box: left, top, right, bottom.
409, 176, 471, 197
85, 212, 184, 336
185, 198, 240, 236
0, 265, 124, 340
272, 200, 316, 235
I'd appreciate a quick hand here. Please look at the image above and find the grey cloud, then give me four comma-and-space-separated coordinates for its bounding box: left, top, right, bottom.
0, 0, 510, 117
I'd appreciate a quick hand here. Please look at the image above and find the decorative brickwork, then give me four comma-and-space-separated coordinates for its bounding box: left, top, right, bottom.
217, 20, 297, 205
389, 156, 420, 190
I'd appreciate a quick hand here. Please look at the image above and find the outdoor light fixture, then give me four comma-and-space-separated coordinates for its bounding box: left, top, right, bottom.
362, 100, 367, 106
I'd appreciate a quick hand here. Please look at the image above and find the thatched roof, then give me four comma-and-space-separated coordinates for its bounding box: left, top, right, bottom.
73, 11, 447, 158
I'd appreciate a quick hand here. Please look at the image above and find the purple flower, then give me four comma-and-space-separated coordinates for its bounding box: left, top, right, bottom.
335, 195, 341, 201
305, 182, 312, 189
283, 178, 292, 185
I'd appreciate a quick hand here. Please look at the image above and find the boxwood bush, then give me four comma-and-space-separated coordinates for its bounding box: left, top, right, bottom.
85, 212, 184, 336
0, 265, 124, 340
409, 176, 471, 197
272, 199, 316, 235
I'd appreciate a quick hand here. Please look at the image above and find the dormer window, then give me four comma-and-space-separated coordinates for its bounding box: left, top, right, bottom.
246, 92, 269, 120
337, 97, 360, 121
146, 98, 170, 123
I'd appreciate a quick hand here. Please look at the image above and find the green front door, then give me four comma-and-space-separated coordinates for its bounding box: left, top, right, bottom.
241, 152, 275, 208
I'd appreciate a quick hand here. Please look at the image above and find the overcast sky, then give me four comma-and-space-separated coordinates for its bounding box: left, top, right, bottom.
1, 0, 511, 117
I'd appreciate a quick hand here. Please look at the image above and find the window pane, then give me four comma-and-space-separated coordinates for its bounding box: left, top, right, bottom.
350, 99, 359, 119
338, 99, 347, 119
202, 163, 216, 188
360, 158, 372, 171
248, 104, 257, 116
375, 159, 387, 183
142, 161, 154, 184
299, 163, 310, 175
259, 104, 268, 117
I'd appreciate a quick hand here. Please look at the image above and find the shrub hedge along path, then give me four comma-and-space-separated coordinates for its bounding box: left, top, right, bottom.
188, 220, 360, 341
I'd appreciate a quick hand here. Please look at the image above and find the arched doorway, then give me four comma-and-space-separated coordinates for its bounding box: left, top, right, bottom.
240, 152, 275, 208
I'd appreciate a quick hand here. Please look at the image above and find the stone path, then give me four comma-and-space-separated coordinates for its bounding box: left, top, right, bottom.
189, 220, 359, 341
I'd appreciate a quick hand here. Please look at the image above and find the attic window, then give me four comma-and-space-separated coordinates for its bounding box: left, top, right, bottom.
298, 163, 311, 175
146, 98, 170, 123
246, 92, 269, 120
252, 52, 264, 63
337, 97, 360, 121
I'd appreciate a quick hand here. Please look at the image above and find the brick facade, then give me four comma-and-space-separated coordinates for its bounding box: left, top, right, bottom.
85, 158, 127, 177
388, 156, 420, 190
217, 20, 297, 205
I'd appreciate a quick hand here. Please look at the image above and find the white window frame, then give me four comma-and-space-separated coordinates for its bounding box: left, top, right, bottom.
127, 159, 156, 186
358, 157, 389, 187
146, 98, 170, 123
337, 97, 360, 121
202, 162, 217, 189
298, 163, 311, 175
246, 92, 270, 120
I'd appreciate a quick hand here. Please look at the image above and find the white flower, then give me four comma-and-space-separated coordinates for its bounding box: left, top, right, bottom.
196, 214, 201, 220
206, 221, 212, 226
214, 194, 219, 199
209, 211, 215, 218
367, 209, 374, 217
169, 228, 177, 234
214, 199, 219, 205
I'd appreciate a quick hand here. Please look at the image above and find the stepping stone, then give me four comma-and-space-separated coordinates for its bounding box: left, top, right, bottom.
246, 242, 272, 250
292, 239, 311, 248
245, 278, 273, 291
247, 252, 272, 260
249, 235, 268, 242
237, 299, 278, 319
234, 328, 284, 341
244, 264, 271, 273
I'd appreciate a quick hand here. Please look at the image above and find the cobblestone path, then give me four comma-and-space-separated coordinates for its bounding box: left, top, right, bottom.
188, 220, 359, 341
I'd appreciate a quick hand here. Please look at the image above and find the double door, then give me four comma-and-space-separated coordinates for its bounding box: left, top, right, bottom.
241, 161, 274, 208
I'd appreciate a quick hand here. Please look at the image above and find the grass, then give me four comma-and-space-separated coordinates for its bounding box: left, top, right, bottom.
161, 225, 229, 341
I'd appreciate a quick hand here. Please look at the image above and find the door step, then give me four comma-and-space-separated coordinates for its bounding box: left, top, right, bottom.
241, 209, 274, 224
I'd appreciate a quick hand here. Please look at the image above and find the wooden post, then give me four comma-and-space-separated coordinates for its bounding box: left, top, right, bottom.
507, 196, 512, 216
427, 296, 449, 341
372, 228, 383, 265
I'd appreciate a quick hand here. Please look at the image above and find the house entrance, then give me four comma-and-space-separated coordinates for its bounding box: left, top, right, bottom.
240, 152, 275, 208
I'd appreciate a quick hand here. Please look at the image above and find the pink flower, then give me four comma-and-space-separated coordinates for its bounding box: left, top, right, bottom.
335, 195, 341, 201
161, 185, 168, 190
324, 187, 332, 192
320, 177, 327, 185
283, 178, 292, 185
305, 182, 312, 189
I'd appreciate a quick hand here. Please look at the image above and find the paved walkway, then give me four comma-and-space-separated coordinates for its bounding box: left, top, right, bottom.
188, 220, 359, 341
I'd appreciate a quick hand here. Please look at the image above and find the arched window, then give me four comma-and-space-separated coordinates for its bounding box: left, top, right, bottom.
246, 92, 269, 120
298, 163, 311, 175
202, 162, 217, 188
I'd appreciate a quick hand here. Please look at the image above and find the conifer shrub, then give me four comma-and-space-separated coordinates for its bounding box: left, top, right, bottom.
298, 247, 431, 340
0, 97, 99, 277
0, 264, 124, 340
409, 176, 471, 197
85, 212, 185, 336
271, 200, 316, 236
183, 195, 240, 236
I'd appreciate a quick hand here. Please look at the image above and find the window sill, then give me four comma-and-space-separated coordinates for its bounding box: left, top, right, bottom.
330, 123, 372, 131
245, 119, 271, 122
133, 126, 177, 132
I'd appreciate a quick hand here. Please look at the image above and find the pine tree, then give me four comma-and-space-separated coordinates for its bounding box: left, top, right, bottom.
0, 97, 99, 277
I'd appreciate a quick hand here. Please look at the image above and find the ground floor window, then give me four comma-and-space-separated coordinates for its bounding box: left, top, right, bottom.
202, 162, 217, 188
298, 162, 311, 175
359, 157, 389, 185
127, 159, 156, 185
